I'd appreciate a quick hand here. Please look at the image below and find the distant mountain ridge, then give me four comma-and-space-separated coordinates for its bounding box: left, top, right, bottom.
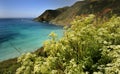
35, 0, 120, 26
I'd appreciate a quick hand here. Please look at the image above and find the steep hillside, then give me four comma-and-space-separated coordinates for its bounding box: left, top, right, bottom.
51, 1, 86, 25
35, 0, 120, 26
34, 6, 69, 22
78, 0, 120, 16
51, 0, 120, 25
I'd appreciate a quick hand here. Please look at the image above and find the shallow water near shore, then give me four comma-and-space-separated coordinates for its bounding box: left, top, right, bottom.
0, 18, 63, 61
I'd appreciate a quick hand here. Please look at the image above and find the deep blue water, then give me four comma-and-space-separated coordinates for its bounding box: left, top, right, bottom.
0, 18, 63, 61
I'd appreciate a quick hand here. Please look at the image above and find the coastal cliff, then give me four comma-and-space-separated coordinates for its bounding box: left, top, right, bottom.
34, 6, 69, 22
35, 0, 120, 26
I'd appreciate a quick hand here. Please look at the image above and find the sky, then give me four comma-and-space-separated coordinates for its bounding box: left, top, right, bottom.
0, 0, 79, 18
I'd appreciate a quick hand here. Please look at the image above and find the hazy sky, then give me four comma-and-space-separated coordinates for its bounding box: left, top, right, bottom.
0, 0, 78, 18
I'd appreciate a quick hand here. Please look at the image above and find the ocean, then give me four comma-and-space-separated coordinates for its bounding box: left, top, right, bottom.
0, 18, 63, 61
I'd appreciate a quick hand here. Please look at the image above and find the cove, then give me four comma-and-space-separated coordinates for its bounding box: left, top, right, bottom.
0, 18, 63, 61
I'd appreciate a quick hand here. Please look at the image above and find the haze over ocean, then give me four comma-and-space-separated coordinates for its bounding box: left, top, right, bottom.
0, 18, 63, 61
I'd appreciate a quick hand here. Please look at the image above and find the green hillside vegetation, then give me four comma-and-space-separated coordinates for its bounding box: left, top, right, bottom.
51, 1, 86, 25
16, 15, 120, 74
51, 0, 120, 25
36, 0, 120, 26
35, 1, 86, 25
0, 58, 19, 74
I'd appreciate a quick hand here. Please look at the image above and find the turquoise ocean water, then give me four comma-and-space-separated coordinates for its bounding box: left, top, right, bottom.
0, 18, 63, 61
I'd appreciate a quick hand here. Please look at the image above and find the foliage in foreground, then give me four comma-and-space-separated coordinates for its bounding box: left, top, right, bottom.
16, 15, 120, 74
0, 58, 20, 74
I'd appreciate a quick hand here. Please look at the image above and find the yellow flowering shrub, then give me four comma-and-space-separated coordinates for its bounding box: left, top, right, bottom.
16, 14, 120, 74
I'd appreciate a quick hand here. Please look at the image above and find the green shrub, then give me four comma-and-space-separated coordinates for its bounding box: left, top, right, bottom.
16, 14, 120, 74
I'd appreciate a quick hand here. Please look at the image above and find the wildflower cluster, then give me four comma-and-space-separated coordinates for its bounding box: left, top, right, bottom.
16, 14, 120, 74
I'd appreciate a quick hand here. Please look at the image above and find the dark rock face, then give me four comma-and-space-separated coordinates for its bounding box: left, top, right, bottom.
35, 10, 61, 22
